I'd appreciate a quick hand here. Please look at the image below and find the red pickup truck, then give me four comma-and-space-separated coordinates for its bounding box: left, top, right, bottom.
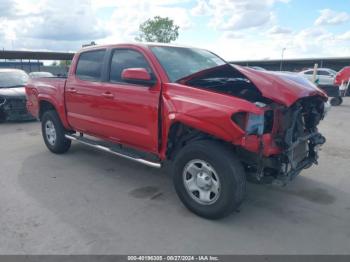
26, 43, 328, 219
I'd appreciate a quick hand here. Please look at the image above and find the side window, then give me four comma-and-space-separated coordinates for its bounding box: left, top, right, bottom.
76, 50, 106, 81
304, 70, 313, 75
317, 70, 329, 76
109, 49, 152, 83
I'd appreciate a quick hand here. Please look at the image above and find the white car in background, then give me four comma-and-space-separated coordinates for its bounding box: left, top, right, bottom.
29, 71, 54, 78
299, 68, 337, 86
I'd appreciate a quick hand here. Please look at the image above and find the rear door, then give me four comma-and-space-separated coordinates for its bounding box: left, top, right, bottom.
65, 49, 107, 134
317, 70, 334, 85
96, 48, 161, 153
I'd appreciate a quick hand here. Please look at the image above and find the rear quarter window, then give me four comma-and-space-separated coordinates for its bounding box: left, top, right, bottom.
76, 50, 106, 81
317, 70, 330, 76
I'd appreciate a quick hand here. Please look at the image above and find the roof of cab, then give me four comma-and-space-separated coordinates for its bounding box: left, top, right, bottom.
79, 42, 199, 52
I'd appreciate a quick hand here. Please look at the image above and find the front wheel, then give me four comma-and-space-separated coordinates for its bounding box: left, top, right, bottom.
41, 110, 71, 154
172, 140, 246, 219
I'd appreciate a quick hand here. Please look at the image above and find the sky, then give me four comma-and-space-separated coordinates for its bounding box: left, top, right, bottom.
0, 0, 350, 61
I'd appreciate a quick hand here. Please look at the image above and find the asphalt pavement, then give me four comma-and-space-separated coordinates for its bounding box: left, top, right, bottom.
0, 100, 350, 254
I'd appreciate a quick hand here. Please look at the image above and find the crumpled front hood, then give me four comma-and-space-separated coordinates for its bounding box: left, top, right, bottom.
233, 65, 327, 106
0, 87, 26, 98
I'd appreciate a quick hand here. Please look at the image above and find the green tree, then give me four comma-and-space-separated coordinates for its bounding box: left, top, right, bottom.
135, 16, 180, 43
59, 60, 71, 67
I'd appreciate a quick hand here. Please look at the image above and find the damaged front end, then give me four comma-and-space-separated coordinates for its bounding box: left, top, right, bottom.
237, 96, 328, 185
178, 64, 329, 185
0, 95, 34, 122
277, 97, 327, 179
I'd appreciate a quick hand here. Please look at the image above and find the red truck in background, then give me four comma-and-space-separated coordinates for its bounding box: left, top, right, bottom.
334, 66, 350, 104
335, 66, 350, 87
26, 43, 328, 219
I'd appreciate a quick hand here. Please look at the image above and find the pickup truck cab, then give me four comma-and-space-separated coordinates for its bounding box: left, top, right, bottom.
26, 43, 328, 219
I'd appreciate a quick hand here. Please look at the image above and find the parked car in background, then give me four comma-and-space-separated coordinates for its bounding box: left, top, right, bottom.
26, 43, 328, 219
0, 69, 35, 122
29, 71, 54, 78
299, 68, 337, 86
299, 68, 343, 106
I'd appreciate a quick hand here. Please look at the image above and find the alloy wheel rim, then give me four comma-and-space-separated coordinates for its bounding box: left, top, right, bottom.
45, 120, 57, 146
182, 159, 220, 205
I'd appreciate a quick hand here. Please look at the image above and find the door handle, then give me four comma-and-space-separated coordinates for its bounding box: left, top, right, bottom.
67, 88, 77, 93
102, 92, 114, 99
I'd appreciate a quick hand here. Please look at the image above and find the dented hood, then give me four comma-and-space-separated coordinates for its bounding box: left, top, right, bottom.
233, 65, 327, 106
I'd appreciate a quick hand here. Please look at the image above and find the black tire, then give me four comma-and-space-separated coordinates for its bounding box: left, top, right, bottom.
41, 110, 71, 154
330, 97, 343, 106
172, 140, 246, 219
0, 109, 6, 123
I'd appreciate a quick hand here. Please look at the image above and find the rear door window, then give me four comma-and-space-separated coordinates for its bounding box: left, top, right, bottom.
76, 50, 106, 81
317, 70, 330, 76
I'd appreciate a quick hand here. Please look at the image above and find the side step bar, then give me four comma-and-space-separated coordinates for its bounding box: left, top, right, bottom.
65, 134, 162, 169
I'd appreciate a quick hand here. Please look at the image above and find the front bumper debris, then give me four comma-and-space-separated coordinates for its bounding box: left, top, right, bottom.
275, 131, 326, 185
0, 96, 35, 122
241, 97, 327, 186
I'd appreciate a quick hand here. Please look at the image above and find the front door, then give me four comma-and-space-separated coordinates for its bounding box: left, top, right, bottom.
95, 48, 161, 153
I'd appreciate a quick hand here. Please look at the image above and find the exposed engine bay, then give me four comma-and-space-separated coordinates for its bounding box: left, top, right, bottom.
183, 64, 272, 104
268, 97, 326, 183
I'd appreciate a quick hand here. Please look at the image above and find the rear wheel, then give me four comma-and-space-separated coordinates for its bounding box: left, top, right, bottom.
330, 97, 343, 106
41, 110, 71, 154
172, 140, 246, 219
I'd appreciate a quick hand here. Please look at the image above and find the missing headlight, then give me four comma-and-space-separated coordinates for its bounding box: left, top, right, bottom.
246, 113, 264, 135
264, 110, 274, 133
232, 112, 265, 135
231, 112, 247, 130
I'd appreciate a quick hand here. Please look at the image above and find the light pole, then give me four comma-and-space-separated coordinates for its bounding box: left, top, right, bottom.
279, 47, 286, 71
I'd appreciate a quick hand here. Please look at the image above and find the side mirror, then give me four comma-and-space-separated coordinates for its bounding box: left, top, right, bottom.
121, 68, 156, 86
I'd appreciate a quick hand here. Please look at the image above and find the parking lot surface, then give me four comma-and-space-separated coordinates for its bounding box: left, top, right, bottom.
1, 100, 350, 255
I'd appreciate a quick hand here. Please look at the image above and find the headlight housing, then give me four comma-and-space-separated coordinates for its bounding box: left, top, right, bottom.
246, 113, 264, 135
232, 112, 264, 135
232, 110, 273, 135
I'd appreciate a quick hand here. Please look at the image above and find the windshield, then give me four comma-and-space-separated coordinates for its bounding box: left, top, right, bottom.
150, 46, 226, 82
0, 71, 29, 88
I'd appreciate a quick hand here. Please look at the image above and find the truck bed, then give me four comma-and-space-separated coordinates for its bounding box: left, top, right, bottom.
25, 77, 67, 120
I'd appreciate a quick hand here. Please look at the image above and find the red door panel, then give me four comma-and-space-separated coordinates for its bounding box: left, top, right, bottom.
65, 76, 105, 136
97, 81, 160, 153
